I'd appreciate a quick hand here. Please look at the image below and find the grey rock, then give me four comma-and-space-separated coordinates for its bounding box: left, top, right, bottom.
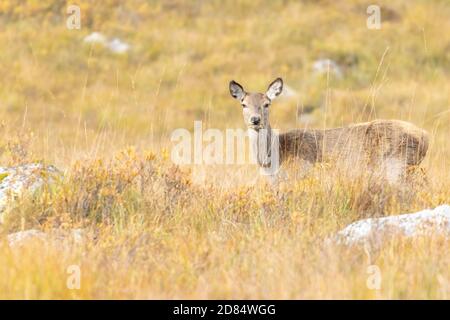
83, 32, 130, 54
312, 58, 343, 78
331, 205, 450, 248
83, 32, 107, 45
0, 163, 61, 221
107, 38, 130, 54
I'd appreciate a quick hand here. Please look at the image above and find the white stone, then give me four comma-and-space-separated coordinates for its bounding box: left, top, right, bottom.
83, 32, 131, 54
107, 38, 130, 54
0, 163, 61, 222
83, 32, 107, 44
332, 205, 450, 248
312, 58, 343, 78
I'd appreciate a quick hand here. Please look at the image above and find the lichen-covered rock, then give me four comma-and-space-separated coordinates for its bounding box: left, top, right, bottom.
332, 205, 450, 248
0, 163, 61, 221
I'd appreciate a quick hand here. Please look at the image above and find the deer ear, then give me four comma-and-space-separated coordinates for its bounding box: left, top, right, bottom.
266, 77, 283, 100
229, 80, 246, 101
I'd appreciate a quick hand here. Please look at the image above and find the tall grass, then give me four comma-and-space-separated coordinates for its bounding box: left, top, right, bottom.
0, 0, 448, 298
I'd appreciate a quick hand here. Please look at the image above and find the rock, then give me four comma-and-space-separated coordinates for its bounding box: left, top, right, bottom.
6, 228, 88, 249
0, 163, 61, 222
83, 32, 107, 45
107, 38, 130, 54
312, 58, 343, 78
83, 32, 130, 54
332, 205, 450, 248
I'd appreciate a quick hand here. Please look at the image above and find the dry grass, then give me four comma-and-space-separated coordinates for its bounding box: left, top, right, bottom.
0, 0, 449, 299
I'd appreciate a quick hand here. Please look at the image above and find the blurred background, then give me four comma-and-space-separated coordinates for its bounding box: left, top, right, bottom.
0, 0, 448, 172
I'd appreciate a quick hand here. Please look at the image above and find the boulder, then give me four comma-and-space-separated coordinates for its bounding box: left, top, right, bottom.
83, 31, 107, 45
312, 58, 343, 78
0, 163, 61, 221
107, 38, 130, 54
83, 32, 130, 54
332, 204, 450, 248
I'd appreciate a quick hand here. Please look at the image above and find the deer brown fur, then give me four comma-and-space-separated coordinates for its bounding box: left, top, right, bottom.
229, 78, 429, 181
278, 119, 429, 166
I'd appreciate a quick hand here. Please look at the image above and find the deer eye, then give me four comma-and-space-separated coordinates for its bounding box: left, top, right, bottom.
241, 104, 247, 108
263, 103, 270, 108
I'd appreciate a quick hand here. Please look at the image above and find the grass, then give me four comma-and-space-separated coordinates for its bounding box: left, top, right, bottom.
0, 0, 449, 299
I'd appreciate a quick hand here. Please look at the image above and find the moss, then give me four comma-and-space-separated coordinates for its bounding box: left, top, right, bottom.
0, 173, 9, 182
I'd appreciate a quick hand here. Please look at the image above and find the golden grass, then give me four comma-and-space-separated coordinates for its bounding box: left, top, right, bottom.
0, 0, 449, 299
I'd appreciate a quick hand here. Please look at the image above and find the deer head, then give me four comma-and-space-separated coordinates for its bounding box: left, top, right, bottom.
229, 78, 283, 131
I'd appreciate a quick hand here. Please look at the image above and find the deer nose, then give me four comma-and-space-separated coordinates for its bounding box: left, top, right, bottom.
250, 116, 261, 125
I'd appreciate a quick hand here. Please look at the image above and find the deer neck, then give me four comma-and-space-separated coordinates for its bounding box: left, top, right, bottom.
248, 125, 277, 168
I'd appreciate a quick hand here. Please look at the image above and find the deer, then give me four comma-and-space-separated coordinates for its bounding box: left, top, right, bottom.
229, 78, 429, 183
